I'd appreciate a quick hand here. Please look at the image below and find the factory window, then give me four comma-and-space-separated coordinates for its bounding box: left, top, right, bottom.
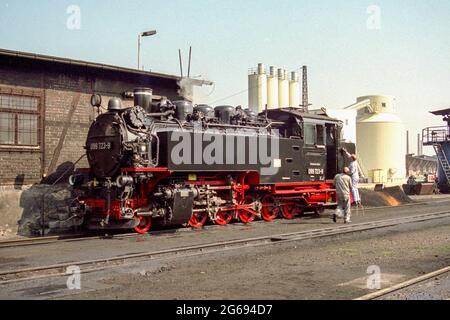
0, 94, 40, 147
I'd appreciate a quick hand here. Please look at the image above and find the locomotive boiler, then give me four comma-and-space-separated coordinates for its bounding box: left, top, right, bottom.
70, 88, 355, 233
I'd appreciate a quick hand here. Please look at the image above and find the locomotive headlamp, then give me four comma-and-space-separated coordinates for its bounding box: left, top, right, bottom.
90, 94, 102, 108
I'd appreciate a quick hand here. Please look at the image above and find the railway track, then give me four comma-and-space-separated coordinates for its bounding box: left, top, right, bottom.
355, 266, 450, 300
0, 201, 432, 249
0, 229, 182, 249
1, 210, 450, 285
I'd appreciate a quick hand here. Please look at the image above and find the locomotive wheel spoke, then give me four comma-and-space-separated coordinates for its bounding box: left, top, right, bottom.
188, 212, 208, 228
238, 195, 257, 224
261, 195, 280, 222
134, 216, 152, 234
239, 208, 257, 224
281, 203, 301, 220
214, 209, 234, 226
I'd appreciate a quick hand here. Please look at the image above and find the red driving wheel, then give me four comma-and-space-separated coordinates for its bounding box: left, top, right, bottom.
214, 209, 234, 226
134, 216, 152, 234
281, 203, 301, 220
238, 195, 257, 224
261, 195, 280, 221
188, 212, 208, 228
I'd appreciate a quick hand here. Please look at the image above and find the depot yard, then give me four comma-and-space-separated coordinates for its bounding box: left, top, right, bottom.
0, 194, 448, 300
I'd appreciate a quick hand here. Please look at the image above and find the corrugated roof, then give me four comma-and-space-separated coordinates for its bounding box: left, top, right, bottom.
0, 48, 213, 86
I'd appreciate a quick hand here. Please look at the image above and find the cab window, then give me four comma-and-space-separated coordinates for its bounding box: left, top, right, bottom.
326, 125, 336, 146
316, 125, 324, 146
304, 124, 316, 146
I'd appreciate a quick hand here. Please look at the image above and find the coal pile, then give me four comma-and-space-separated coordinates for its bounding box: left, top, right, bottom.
17, 184, 82, 236
360, 186, 414, 207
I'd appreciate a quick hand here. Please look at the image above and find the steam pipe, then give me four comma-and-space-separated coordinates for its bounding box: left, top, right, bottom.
205, 121, 284, 130
146, 110, 175, 117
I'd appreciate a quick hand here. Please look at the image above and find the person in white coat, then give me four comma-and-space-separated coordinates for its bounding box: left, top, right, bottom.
333, 167, 353, 224
342, 148, 362, 207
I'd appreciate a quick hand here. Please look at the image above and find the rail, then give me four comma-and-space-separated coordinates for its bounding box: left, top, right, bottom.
355, 265, 450, 300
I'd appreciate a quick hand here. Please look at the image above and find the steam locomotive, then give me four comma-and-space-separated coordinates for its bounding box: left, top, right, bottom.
70, 88, 355, 233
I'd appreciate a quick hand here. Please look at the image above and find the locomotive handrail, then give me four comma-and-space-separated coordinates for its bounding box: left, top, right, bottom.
205, 121, 283, 131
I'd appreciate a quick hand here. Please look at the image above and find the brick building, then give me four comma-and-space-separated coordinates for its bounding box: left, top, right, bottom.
0, 48, 207, 186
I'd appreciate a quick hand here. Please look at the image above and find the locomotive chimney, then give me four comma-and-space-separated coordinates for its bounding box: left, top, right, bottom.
134, 88, 153, 113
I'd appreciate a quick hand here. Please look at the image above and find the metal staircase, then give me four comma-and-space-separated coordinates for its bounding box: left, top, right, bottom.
433, 144, 450, 183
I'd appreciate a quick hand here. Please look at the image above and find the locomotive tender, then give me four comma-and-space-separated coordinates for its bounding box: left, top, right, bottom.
70, 88, 355, 233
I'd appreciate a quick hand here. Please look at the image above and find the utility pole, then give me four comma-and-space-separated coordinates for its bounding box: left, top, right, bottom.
406, 130, 410, 154
417, 133, 421, 156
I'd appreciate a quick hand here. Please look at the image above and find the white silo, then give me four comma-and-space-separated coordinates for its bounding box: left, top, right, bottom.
278, 69, 289, 108
267, 66, 279, 109
248, 63, 268, 113
289, 72, 300, 108
346, 95, 405, 183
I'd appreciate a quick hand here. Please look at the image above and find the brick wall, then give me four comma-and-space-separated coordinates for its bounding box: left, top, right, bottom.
0, 57, 180, 186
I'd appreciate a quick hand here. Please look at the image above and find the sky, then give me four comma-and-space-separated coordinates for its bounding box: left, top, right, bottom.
1, 0, 450, 155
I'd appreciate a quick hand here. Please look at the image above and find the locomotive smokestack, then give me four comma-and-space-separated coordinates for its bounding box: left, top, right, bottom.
134, 88, 153, 113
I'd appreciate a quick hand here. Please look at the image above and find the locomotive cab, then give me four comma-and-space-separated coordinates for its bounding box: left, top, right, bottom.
263, 109, 344, 183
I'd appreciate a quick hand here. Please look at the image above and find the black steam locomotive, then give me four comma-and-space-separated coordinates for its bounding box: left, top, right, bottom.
70, 88, 354, 233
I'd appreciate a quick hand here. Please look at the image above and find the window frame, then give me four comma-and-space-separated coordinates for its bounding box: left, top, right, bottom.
0, 87, 43, 151
304, 123, 317, 146
316, 124, 325, 146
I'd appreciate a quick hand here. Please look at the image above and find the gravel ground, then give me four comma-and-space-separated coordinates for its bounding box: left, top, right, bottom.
379, 270, 450, 300
57, 218, 449, 300
1, 199, 450, 300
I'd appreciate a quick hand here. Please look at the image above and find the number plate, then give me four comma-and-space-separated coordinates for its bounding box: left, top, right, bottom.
90, 142, 112, 151
308, 168, 324, 175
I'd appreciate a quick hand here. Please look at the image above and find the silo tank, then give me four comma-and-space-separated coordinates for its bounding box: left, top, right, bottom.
356, 108, 405, 183
278, 69, 289, 108
289, 72, 300, 108
267, 66, 279, 110
248, 63, 267, 113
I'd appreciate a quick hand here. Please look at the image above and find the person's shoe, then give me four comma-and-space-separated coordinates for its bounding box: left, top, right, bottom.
333, 214, 337, 223
345, 219, 352, 224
